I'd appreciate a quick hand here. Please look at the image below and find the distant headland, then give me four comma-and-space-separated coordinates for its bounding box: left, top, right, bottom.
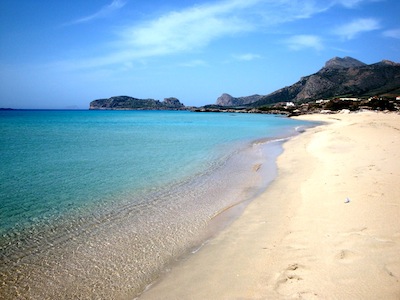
89, 96, 187, 111
89, 57, 400, 115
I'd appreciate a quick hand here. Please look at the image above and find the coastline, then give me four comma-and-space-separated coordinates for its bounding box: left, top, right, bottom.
1, 111, 313, 299
140, 111, 400, 299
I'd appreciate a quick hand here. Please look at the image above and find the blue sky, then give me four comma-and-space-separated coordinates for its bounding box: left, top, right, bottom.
0, 0, 399, 109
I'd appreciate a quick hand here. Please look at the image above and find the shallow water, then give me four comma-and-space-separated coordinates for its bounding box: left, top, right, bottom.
0, 110, 313, 299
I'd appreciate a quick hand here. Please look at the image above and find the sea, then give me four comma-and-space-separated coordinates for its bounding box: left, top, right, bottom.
0, 110, 314, 299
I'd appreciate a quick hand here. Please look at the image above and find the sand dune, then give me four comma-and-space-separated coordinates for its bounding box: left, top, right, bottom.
140, 111, 400, 299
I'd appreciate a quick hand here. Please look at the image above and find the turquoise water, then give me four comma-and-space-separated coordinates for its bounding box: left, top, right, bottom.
0, 110, 313, 299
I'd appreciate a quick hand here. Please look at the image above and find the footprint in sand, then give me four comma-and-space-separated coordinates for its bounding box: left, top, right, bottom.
274, 263, 319, 298
274, 263, 302, 286
335, 249, 357, 262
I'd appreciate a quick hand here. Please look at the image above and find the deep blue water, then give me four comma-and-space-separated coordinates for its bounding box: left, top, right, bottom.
0, 110, 313, 299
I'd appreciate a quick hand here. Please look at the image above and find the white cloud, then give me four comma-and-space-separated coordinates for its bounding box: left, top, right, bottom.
334, 0, 364, 8
285, 35, 324, 51
383, 28, 400, 39
59, 0, 367, 70
67, 0, 127, 25
61, 0, 261, 69
333, 18, 381, 40
119, 1, 257, 54
232, 53, 262, 61
333, 0, 383, 8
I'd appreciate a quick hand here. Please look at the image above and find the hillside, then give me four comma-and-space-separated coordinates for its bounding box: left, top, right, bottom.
216, 57, 400, 107
216, 93, 263, 106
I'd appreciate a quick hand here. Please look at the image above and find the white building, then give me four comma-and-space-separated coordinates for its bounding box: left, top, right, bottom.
339, 97, 360, 101
316, 99, 330, 104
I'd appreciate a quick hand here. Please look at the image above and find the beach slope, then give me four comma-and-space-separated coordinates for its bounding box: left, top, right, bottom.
140, 112, 400, 299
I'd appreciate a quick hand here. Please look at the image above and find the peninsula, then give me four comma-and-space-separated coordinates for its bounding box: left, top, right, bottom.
89, 96, 186, 110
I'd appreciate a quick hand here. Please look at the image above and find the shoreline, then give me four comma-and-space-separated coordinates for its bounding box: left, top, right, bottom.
140, 111, 400, 299
1, 112, 313, 299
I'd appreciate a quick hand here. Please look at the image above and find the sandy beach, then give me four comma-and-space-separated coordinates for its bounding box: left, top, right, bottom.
140, 111, 400, 299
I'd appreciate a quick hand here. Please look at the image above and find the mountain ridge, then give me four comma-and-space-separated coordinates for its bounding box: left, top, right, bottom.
216, 57, 400, 107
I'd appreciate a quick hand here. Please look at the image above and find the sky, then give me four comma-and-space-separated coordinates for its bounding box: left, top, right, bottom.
0, 0, 399, 109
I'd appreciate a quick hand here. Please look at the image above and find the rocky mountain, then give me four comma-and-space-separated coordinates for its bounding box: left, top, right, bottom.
216, 93, 263, 106
216, 57, 400, 107
323, 56, 366, 69
89, 96, 185, 110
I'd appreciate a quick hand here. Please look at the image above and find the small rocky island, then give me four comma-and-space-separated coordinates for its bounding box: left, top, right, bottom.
89, 96, 186, 110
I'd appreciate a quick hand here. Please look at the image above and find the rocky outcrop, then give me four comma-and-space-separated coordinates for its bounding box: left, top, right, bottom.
162, 97, 185, 108
216, 93, 263, 106
216, 94, 235, 106
89, 96, 186, 110
323, 56, 366, 69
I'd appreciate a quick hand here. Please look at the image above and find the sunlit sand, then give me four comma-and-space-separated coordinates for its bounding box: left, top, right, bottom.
140, 111, 400, 299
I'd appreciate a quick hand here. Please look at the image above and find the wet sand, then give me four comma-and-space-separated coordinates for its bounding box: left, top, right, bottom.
140, 111, 400, 299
